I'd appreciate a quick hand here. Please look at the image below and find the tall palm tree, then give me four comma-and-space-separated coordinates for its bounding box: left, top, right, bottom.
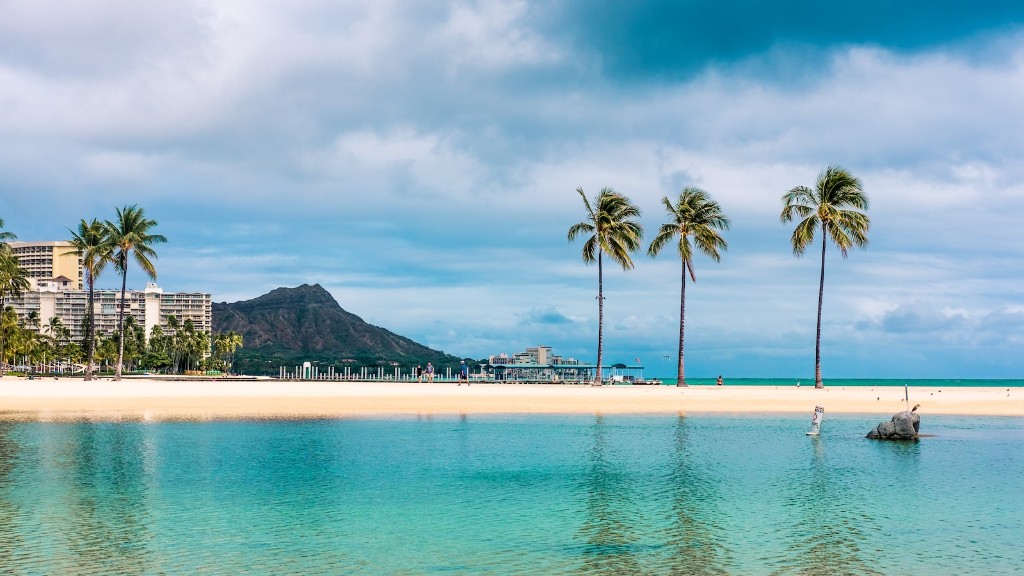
568, 187, 643, 385
0, 251, 30, 375
67, 218, 110, 381
781, 166, 869, 388
648, 188, 730, 387
105, 205, 167, 381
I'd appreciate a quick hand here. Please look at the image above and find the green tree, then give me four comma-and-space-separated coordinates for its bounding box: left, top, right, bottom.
0, 251, 30, 375
105, 205, 166, 381
647, 188, 730, 387
67, 218, 111, 381
120, 315, 146, 372
781, 166, 870, 388
0, 217, 15, 245
96, 333, 118, 373
213, 331, 244, 373
143, 325, 172, 372
0, 307, 19, 372
45, 316, 71, 371
568, 187, 643, 385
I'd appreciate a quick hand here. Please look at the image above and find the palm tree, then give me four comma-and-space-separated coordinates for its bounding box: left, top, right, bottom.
648, 188, 730, 387
213, 331, 244, 373
0, 217, 15, 245
0, 251, 30, 375
67, 218, 110, 381
105, 205, 167, 381
166, 315, 182, 373
781, 166, 869, 388
225, 331, 243, 373
568, 187, 643, 385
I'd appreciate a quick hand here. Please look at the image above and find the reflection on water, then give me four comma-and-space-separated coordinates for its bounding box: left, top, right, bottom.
664, 414, 731, 575
61, 425, 154, 575
767, 436, 881, 576
576, 414, 645, 575
0, 423, 24, 569
0, 416, 1021, 574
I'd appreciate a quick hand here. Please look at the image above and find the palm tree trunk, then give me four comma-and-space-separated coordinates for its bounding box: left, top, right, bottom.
677, 263, 687, 387
595, 250, 604, 386
84, 278, 95, 381
815, 228, 827, 388
115, 268, 127, 381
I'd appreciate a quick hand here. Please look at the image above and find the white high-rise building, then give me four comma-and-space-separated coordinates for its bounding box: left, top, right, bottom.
8, 279, 211, 342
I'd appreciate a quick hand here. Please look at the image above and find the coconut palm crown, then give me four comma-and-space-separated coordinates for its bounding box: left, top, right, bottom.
67, 218, 111, 381
105, 205, 167, 381
568, 187, 643, 385
780, 165, 869, 388
648, 187, 729, 387
0, 217, 15, 245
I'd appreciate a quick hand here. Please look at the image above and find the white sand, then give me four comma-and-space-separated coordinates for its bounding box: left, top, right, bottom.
2, 377, 1021, 421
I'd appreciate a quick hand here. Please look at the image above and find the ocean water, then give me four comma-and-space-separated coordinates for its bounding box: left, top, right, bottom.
1, 414, 1022, 575
657, 378, 1024, 387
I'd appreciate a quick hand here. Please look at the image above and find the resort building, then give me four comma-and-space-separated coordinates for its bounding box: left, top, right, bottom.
493, 346, 582, 368
7, 279, 212, 342
7, 241, 83, 289
486, 345, 638, 382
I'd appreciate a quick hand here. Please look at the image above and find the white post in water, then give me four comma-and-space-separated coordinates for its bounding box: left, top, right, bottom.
806, 405, 825, 436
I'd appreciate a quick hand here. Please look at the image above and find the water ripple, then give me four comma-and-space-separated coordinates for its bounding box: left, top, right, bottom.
1, 416, 1023, 574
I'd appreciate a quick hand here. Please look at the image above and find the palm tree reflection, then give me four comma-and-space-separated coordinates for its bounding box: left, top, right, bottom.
64, 424, 154, 574
768, 437, 880, 576
576, 414, 644, 575
664, 413, 732, 575
0, 423, 24, 568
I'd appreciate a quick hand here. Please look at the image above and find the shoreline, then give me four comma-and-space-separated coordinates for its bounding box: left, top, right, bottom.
2, 378, 1022, 421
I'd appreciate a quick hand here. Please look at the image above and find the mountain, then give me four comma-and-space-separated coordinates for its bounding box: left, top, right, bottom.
212, 284, 464, 373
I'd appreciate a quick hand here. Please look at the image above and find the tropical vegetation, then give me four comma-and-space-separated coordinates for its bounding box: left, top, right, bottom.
568, 187, 643, 385
1, 245, 30, 376
648, 188, 729, 387
781, 165, 870, 388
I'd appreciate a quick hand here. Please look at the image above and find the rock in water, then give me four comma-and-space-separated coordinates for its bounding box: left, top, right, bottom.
867, 406, 920, 440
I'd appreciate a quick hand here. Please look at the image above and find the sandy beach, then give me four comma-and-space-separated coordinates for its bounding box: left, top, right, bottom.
1, 377, 1021, 421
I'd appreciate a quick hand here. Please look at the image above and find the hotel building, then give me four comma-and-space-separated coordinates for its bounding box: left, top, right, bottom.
8, 279, 212, 343
7, 241, 83, 290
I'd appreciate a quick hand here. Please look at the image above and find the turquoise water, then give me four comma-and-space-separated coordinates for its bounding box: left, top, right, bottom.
657, 378, 1024, 387
1, 415, 1022, 575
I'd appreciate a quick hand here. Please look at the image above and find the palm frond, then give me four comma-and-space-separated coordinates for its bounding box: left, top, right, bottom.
648, 187, 729, 279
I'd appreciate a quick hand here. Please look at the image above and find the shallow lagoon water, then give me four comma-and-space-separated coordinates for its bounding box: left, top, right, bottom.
1, 414, 1021, 575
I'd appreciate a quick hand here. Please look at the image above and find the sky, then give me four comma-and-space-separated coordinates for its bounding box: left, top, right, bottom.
2, 0, 1023, 379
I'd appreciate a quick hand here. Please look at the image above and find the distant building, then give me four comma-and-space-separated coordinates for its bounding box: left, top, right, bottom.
7, 241, 83, 289
488, 345, 587, 381
8, 279, 211, 342
498, 345, 581, 367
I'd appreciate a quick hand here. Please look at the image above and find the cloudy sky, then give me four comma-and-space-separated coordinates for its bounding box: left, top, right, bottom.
3, 0, 1023, 379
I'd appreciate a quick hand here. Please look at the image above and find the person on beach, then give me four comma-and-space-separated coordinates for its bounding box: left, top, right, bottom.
426, 362, 434, 383
717, 375, 723, 386
416, 365, 423, 382
458, 360, 469, 386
